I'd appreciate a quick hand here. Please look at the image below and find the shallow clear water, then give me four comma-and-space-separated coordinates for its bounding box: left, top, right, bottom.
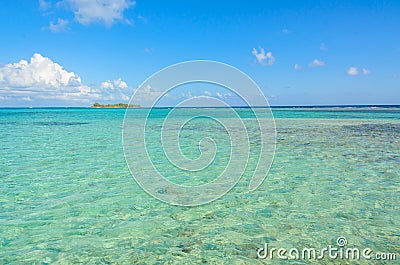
1, 107, 399, 264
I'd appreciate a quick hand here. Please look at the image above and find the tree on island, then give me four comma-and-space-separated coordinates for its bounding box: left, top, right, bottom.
92, 102, 141, 108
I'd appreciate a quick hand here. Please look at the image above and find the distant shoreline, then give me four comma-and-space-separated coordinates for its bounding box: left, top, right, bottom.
91, 102, 141, 108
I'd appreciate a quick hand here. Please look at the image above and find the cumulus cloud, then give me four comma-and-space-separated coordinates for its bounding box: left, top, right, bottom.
98, 78, 131, 101
0, 53, 83, 89
0, 53, 132, 105
309, 59, 325, 67
252, 47, 275, 66
101, 78, 128, 89
347, 67, 358, 75
294, 64, 302, 70
0, 53, 93, 104
347, 67, 371, 76
100, 80, 113, 89
115, 78, 128, 88
49, 18, 69, 32
65, 0, 135, 26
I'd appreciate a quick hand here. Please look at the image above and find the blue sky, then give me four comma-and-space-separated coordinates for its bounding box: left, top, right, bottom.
0, 0, 399, 106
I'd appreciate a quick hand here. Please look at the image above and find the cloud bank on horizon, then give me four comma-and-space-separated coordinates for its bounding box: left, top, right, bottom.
0, 53, 247, 107
0, 53, 132, 106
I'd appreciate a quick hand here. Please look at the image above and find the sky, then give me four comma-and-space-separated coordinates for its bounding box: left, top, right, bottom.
0, 0, 399, 107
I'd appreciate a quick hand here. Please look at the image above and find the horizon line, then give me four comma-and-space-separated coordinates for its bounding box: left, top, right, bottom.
1, 104, 400, 109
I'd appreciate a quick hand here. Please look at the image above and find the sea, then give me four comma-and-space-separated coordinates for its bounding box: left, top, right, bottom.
1, 106, 399, 264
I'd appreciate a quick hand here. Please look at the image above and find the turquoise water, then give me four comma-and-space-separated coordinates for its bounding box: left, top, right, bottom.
1, 107, 399, 264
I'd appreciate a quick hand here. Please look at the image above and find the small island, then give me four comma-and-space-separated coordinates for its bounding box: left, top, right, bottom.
92, 102, 141, 108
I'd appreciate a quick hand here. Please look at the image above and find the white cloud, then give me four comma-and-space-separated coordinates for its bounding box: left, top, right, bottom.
114, 78, 128, 89
94, 78, 131, 102
347, 67, 371, 76
100, 80, 114, 89
0, 53, 133, 105
281, 29, 290, 34
252, 47, 275, 66
347, 67, 359, 75
320, 43, 328, 51
49, 18, 69, 32
0, 53, 82, 89
294, 64, 302, 70
65, 0, 135, 26
309, 59, 325, 67
101, 78, 128, 90
362, 68, 371, 75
